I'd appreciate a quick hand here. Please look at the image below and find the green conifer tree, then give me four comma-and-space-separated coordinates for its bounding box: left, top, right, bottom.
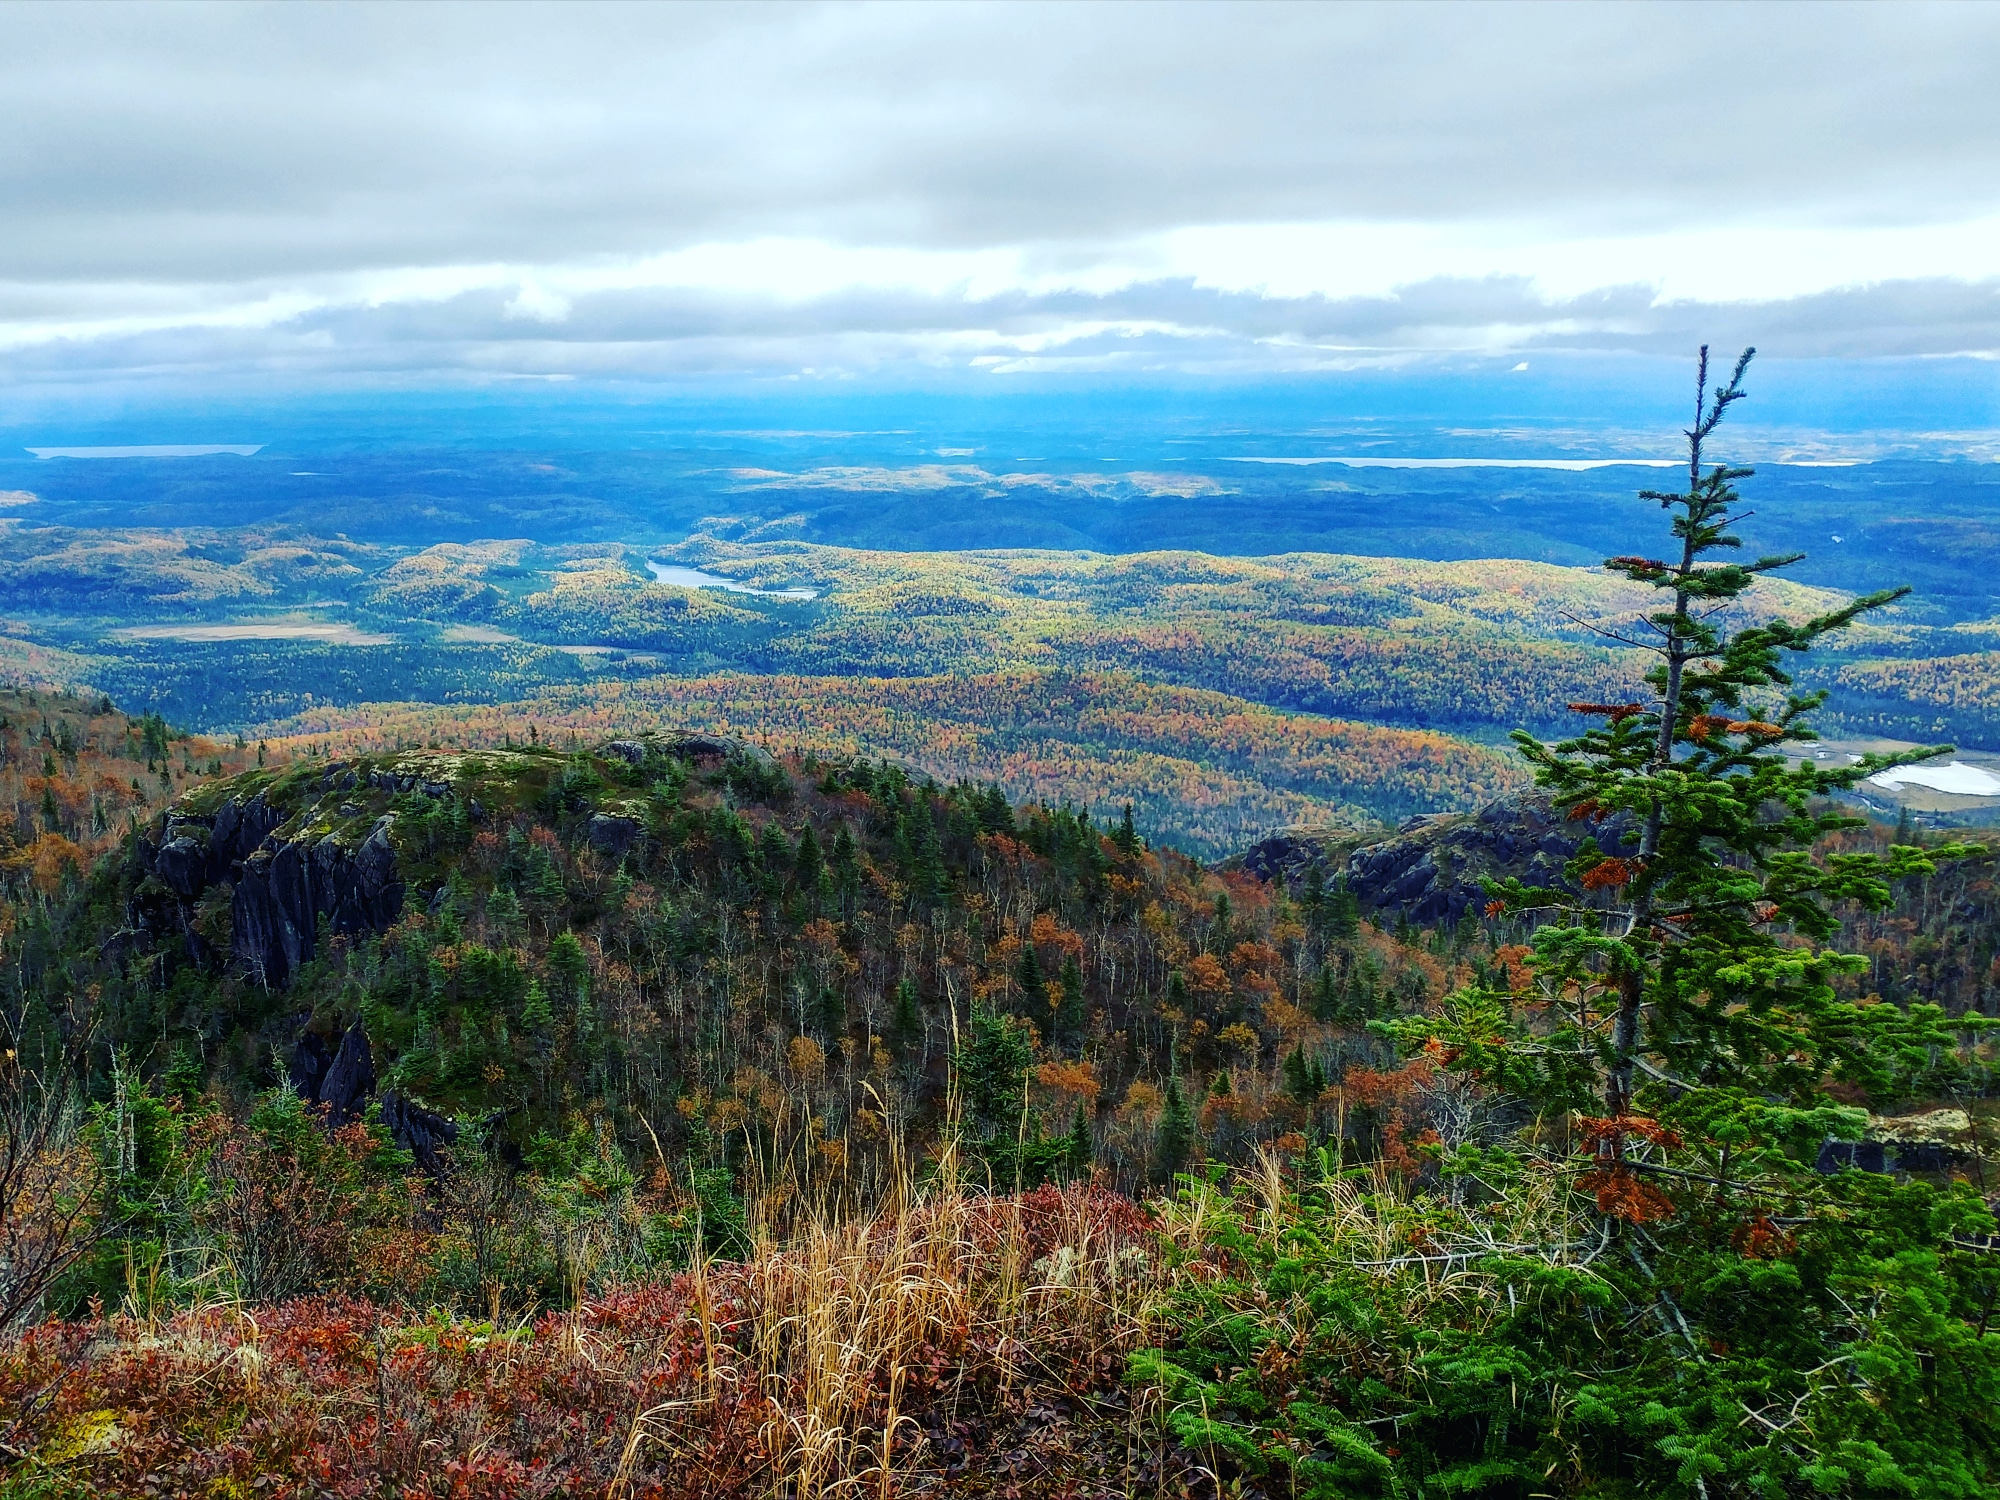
1437, 348, 1973, 1126
886, 976, 923, 1060
1014, 941, 1047, 1009
1206, 892, 1232, 954
1309, 964, 1341, 1023
546, 931, 589, 1011
1325, 876, 1360, 941
1066, 1103, 1093, 1176
815, 985, 847, 1041
757, 822, 791, 904
1155, 1068, 1195, 1184
793, 823, 823, 893
1301, 862, 1326, 919
901, 800, 949, 909
953, 1007, 1032, 1133
829, 823, 860, 906
1053, 952, 1086, 1056
1142, 351, 2000, 1498
1282, 1045, 1314, 1103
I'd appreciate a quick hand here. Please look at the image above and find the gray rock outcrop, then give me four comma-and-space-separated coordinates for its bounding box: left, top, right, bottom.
315, 1021, 377, 1126
134, 788, 405, 987
604, 733, 777, 769
379, 1091, 460, 1173
284, 1024, 459, 1170
586, 811, 642, 855
1241, 794, 1641, 927
229, 817, 403, 987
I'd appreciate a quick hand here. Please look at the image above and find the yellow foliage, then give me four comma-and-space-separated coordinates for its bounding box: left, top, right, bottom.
785, 1036, 827, 1083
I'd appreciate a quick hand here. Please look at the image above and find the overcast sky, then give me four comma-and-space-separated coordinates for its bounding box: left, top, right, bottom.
3, 0, 1998, 390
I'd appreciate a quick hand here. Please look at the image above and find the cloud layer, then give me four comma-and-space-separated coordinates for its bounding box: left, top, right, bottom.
4, 1, 1998, 385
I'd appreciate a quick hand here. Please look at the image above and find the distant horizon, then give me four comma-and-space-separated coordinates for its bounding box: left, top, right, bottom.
4, 352, 1994, 464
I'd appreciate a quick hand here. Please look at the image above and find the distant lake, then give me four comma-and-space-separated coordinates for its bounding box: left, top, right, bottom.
1867, 760, 2000, 797
28, 444, 263, 459
646, 561, 818, 600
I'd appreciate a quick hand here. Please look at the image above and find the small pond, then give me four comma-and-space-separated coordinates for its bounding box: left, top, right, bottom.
646, 561, 818, 600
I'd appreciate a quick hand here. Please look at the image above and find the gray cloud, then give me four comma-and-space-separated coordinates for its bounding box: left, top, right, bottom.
8, 275, 1998, 390
1, 1, 1997, 381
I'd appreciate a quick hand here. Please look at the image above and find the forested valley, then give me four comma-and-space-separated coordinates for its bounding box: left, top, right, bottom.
0, 357, 1996, 1498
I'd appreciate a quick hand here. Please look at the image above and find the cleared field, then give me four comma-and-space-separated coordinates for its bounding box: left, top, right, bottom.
110, 621, 394, 645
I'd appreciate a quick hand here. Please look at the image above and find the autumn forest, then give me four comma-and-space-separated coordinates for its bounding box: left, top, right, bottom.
0, 355, 1997, 1498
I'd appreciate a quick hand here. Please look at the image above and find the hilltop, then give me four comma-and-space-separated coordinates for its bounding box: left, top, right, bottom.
42, 726, 1478, 1216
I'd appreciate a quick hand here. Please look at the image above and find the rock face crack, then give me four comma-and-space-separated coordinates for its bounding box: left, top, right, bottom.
231, 819, 404, 987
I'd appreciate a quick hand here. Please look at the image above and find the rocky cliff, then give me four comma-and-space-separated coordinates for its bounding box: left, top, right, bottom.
132, 773, 410, 986
285, 1019, 459, 1170
1240, 794, 1640, 926
126, 734, 768, 987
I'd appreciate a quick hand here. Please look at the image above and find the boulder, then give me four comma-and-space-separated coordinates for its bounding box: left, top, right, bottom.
587, 812, 642, 856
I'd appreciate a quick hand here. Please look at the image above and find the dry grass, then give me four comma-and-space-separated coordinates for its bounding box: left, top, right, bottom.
0, 1179, 1179, 1498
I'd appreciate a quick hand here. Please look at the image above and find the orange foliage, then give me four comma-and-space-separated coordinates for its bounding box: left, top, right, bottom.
0, 689, 269, 886
1580, 1165, 1676, 1224
22, 834, 86, 896
1035, 1059, 1101, 1105
1228, 940, 1281, 984
1028, 911, 1085, 959
1733, 1214, 1798, 1259
1184, 952, 1228, 994
1493, 943, 1536, 995
1577, 1115, 1682, 1224
1581, 857, 1634, 891
258, 666, 1524, 860
1343, 1055, 1439, 1181
1578, 1115, 1683, 1154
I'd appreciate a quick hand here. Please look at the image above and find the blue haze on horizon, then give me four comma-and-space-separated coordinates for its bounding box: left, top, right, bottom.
2, 4, 1997, 459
